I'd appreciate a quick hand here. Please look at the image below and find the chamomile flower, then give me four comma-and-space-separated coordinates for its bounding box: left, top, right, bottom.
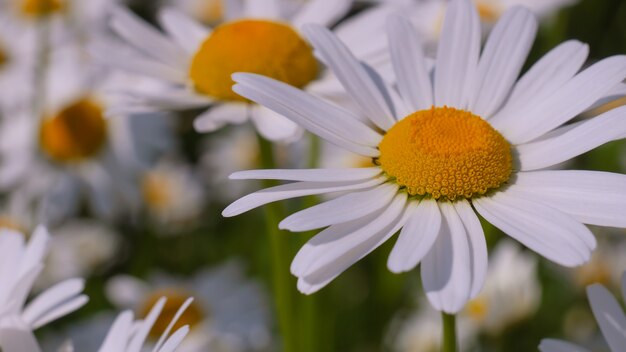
0, 226, 88, 352
140, 157, 206, 232
224, 0, 626, 313
93, 0, 418, 142
106, 261, 272, 351
0, 45, 168, 223
539, 272, 626, 352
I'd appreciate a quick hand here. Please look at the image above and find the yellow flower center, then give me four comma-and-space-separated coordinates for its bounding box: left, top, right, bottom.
141, 172, 173, 210
19, 0, 64, 17
189, 19, 318, 102
0, 44, 8, 69
466, 297, 488, 322
378, 107, 512, 201
39, 99, 108, 163
139, 289, 205, 339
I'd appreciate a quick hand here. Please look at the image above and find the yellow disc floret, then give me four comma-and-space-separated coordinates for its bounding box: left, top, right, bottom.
139, 289, 205, 339
378, 107, 512, 200
189, 19, 318, 102
20, 0, 64, 17
39, 99, 107, 163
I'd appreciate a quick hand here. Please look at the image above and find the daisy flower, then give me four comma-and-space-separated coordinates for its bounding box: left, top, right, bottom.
93, 0, 417, 142
0, 45, 168, 223
106, 261, 272, 351
140, 157, 206, 233
539, 272, 626, 352
224, 0, 626, 313
0, 15, 35, 113
0, 226, 88, 351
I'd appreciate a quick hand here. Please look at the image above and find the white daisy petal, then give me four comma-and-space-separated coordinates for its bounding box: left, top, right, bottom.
291, 0, 352, 28
454, 200, 487, 299
22, 278, 85, 327
98, 311, 134, 352
499, 55, 626, 144
152, 298, 194, 352
193, 103, 248, 133
433, 0, 480, 108
295, 194, 409, 293
473, 192, 595, 267
244, 0, 281, 18
230, 167, 381, 182
127, 298, 166, 352
468, 7, 537, 117
30, 295, 89, 329
90, 42, 188, 84
303, 24, 397, 129
19, 225, 49, 277
250, 105, 303, 143
517, 105, 626, 170
110, 7, 187, 67
158, 7, 211, 54
222, 177, 386, 217
233, 73, 381, 145
538, 339, 590, 352
387, 199, 441, 273
118, 88, 213, 110
0, 328, 42, 352
280, 183, 398, 232
587, 284, 626, 351
491, 40, 588, 124
232, 78, 380, 156
386, 15, 433, 111
156, 326, 190, 352
510, 170, 626, 228
421, 202, 472, 314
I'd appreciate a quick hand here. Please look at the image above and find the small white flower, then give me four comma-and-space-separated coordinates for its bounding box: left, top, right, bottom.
140, 157, 206, 232
106, 261, 272, 351
0, 226, 88, 352
540, 272, 626, 352
0, 45, 170, 223
224, 0, 626, 313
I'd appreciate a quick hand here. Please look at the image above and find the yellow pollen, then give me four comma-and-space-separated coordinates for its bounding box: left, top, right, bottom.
189, 19, 318, 102
378, 107, 512, 200
19, 0, 64, 17
39, 99, 108, 163
139, 289, 205, 339
0, 44, 8, 69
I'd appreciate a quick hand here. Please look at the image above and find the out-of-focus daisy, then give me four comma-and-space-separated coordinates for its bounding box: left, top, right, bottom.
35, 220, 120, 290
571, 236, 626, 290
391, 240, 539, 351
0, 226, 88, 352
141, 157, 206, 232
0, 45, 169, 223
225, 0, 626, 313
463, 240, 540, 335
93, 0, 421, 142
539, 272, 626, 352
47, 297, 194, 352
106, 261, 272, 351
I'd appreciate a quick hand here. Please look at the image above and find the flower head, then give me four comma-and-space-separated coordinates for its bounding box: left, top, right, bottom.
224, 0, 626, 313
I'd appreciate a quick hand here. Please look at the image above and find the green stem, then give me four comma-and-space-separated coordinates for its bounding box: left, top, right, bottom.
442, 313, 457, 352
299, 133, 322, 352
257, 134, 296, 352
